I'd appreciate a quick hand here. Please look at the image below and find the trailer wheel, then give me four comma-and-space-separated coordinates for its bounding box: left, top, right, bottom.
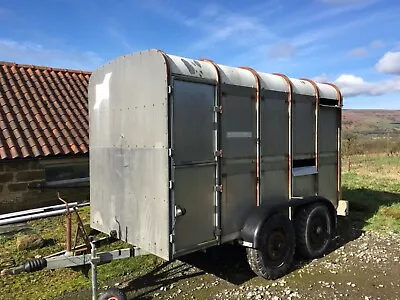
294, 203, 332, 259
246, 213, 295, 280
98, 288, 127, 300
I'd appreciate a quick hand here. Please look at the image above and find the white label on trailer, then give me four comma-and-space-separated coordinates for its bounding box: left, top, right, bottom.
226, 131, 253, 138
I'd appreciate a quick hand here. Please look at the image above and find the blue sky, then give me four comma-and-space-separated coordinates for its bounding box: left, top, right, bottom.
0, 0, 399, 109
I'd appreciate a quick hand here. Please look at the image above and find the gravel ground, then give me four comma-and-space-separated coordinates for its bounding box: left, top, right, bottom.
56, 220, 400, 300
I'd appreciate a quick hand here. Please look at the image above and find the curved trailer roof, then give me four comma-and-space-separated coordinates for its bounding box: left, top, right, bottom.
93, 49, 343, 105
163, 50, 342, 104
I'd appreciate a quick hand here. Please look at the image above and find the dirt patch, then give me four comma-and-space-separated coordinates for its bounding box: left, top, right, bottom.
55, 220, 400, 300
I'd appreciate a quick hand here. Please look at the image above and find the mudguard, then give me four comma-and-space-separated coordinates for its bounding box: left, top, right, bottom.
240, 196, 337, 249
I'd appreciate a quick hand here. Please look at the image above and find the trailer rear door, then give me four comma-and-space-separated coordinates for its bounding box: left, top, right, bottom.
171, 79, 217, 256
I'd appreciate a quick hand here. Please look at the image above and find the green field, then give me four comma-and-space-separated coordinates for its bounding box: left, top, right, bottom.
0, 154, 399, 299
342, 154, 400, 233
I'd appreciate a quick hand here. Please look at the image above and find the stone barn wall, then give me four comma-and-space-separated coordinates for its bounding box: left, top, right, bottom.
0, 156, 90, 214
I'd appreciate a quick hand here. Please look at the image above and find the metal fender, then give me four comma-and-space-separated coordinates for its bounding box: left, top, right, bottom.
240, 196, 337, 249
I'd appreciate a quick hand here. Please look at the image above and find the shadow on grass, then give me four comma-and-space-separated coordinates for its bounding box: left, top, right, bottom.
43, 238, 57, 247
342, 187, 400, 229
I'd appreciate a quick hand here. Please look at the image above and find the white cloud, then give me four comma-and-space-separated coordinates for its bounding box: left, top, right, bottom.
375, 51, 400, 75
312, 73, 329, 82
185, 8, 275, 52
345, 40, 386, 58
267, 43, 295, 59
140, 1, 276, 53
347, 47, 368, 57
370, 40, 385, 48
0, 39, 103, 70
291, 13, 380, 47
107, 26, 135, 52
334, 74, 400, 97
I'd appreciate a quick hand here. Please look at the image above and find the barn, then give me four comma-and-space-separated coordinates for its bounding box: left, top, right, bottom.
0, 61, 90, 213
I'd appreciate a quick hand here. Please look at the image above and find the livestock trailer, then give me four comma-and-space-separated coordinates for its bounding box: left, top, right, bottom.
1, 49, 348, 300
88, 49, 348, 280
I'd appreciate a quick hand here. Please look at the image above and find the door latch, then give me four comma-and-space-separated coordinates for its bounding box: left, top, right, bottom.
175, 205, 186, 218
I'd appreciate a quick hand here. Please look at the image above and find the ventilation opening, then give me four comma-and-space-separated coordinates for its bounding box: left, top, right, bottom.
292, 158, 317, 177
320, 98, 339, 106
293, 158, 315, 168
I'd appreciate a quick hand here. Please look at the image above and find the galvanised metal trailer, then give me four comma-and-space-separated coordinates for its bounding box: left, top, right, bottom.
1, 49, 348, 299
89, 49, 347, 278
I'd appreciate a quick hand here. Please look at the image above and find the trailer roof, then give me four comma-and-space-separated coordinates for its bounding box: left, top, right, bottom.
164, 50, 341, 102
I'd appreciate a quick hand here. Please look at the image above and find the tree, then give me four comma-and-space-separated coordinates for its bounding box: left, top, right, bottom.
342, 132, 358, 171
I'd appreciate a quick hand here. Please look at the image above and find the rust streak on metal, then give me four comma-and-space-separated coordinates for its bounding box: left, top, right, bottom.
240, 66, 261, 207
58, 192, 71, 254
323, 82, 343, 203
273, 73, 293, 203
300, 78, 320, 196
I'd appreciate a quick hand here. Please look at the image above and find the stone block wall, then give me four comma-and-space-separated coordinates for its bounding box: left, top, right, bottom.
0, 157, 90, 214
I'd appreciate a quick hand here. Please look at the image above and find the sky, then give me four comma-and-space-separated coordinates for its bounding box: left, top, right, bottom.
0, 0, 399, 109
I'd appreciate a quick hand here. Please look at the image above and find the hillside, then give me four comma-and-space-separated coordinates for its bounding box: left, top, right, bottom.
342, 109, 400, 137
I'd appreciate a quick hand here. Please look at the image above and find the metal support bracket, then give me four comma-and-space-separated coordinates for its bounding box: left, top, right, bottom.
215, 185, 223, 193
214, 228, 222, 236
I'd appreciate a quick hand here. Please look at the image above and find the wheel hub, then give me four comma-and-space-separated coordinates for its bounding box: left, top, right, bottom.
309, 216, 328, 248
266, 230, 287, 263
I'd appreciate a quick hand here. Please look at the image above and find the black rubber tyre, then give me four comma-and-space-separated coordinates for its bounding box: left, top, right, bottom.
98, 288, 127, 300
246, 213, 295, 280
294, 202, 332, 259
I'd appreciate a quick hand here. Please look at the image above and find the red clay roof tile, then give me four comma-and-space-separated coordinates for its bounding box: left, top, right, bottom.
0, 61, 90, 159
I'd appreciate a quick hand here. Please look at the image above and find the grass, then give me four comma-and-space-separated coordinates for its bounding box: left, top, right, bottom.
342, 153, 400, 233
0, 153, 399, 299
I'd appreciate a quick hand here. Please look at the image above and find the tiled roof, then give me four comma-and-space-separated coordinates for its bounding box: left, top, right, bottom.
0, 61, 91, 159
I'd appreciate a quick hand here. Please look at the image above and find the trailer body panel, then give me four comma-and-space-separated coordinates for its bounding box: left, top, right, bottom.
259, 89, 289, 205
88, 50, 171, 260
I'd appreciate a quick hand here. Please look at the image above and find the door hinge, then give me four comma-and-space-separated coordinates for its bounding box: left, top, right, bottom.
215, 185, 223, 193
168, 148, 174, 157
214, 228, 222, 236
169, 234, 174, 243
214, 150, 223, 157
169, 180, 174, 189
214, 106, 223, 113
168, 85, 173, 94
